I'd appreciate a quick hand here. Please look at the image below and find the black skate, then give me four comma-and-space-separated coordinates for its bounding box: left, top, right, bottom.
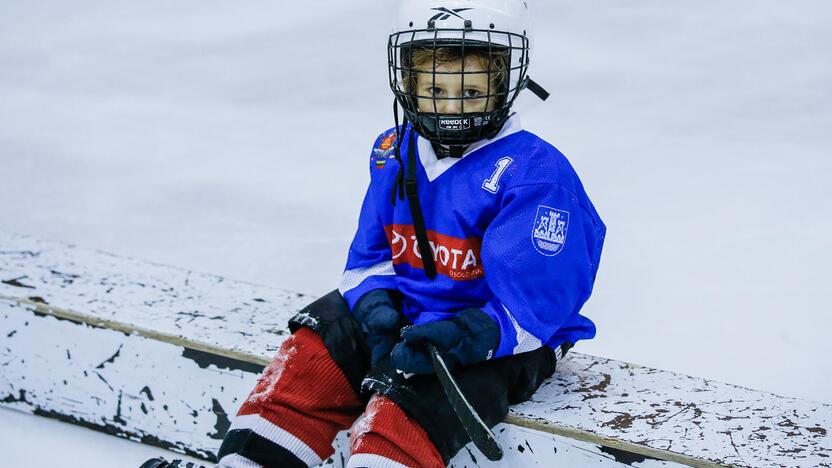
139, 457, 206, 468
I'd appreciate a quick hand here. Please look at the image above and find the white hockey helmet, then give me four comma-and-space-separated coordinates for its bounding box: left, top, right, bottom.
388, 0, 542, 147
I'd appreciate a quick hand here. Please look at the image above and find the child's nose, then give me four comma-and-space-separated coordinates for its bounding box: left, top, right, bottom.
437, 98, 463, 114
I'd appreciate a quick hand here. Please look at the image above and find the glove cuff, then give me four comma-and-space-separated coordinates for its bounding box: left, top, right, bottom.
353, 289, 397, 321
451, 308, 501, 364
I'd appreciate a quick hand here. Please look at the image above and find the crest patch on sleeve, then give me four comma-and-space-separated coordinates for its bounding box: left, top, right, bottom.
532, 205, 569, 256
374, 131, 397, 157
372, 130, 398, 169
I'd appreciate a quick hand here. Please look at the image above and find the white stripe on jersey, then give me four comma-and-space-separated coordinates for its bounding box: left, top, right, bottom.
502, 303, 543, 354
339, 260, 395, 295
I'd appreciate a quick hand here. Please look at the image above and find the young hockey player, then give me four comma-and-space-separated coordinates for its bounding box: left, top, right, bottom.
143, 0, 606, 467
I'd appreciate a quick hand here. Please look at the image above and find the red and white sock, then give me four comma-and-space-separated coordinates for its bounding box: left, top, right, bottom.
348, 394, 444, 468
224, 327, 363, 466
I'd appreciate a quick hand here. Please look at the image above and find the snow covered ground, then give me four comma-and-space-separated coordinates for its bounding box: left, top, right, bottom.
0, 0, 830, 465
0, 406, 205, 467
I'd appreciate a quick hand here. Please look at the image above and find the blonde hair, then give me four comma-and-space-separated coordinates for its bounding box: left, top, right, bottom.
403, 47, 509, 96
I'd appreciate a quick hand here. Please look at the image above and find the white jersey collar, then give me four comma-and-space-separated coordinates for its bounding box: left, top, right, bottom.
416, 114, 523, 182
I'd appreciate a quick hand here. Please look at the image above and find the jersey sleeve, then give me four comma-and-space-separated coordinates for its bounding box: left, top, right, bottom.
480, 182, 606, 358
338, 131, 399, 310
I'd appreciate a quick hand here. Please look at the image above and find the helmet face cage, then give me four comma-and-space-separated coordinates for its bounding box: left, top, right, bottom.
388, 26, 530, 147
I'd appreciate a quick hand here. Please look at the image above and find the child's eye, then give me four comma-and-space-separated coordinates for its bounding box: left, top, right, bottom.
463, 89, 484, 99
427, 87, 444, 97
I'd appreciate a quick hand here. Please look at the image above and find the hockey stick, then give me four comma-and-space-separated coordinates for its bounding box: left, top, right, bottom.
427, 344, 504, 461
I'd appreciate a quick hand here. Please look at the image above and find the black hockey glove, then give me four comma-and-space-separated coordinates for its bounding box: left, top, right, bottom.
352, 289, 407, 367
390, 308, 500, 375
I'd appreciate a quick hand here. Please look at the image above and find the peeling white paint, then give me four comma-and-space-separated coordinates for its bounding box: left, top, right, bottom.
0, 300, 251, 459
1, 300, 672, 467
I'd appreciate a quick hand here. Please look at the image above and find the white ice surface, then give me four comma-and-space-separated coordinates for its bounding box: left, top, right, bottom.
0, 0, 831, 465
0, 406, 205, 467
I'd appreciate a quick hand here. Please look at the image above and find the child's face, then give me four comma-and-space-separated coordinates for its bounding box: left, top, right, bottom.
414, 55, 497, 115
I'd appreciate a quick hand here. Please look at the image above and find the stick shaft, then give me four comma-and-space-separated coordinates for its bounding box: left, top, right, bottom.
427, 344, 504, 461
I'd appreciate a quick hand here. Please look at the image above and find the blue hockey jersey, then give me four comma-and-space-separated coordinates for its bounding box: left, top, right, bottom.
339, 116, 607, 358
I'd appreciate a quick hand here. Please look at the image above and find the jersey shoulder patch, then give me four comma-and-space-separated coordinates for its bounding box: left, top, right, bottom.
370, 128, 399, 170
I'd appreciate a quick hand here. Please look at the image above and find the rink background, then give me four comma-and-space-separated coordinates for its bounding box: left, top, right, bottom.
0, 408, 205, 467
0, 2, 830, 464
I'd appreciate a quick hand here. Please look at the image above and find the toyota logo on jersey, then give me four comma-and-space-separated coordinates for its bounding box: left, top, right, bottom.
385, 224, 484, 280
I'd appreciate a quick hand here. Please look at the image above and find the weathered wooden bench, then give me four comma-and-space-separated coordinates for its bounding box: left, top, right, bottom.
1, 231, 829, 467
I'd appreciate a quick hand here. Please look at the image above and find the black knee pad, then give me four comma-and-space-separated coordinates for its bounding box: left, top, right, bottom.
288, 290, 371, 399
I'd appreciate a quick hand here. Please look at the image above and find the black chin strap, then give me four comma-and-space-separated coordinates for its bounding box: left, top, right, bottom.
389, 99, 437, 279
391, 100, 407, 205
433, 143, 466, 159
404, 128, 438, 279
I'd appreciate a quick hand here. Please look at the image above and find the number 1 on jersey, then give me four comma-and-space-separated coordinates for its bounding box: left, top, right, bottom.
482, 157, 513, 194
